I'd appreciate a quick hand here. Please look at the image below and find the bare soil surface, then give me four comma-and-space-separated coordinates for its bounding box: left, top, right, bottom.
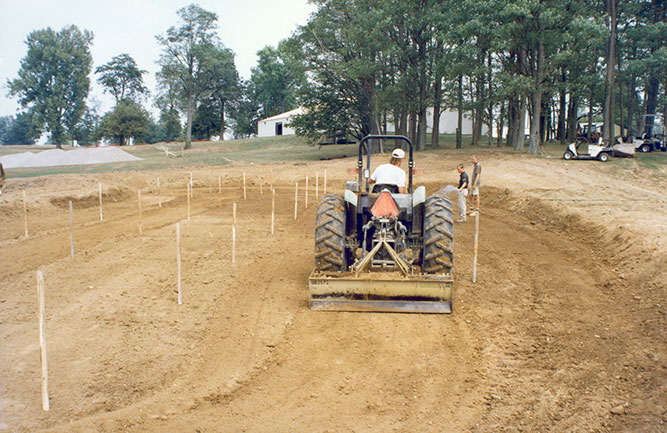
1, 151, 665, 432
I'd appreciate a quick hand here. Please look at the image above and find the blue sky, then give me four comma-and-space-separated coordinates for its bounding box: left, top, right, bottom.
0, 0, 316, 117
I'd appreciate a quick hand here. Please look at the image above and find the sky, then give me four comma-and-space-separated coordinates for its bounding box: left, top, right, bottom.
0, 0, 317, 118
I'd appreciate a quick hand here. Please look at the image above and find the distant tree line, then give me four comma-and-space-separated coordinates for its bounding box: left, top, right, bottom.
3, 1, 665, 154
285, 0, 667, 152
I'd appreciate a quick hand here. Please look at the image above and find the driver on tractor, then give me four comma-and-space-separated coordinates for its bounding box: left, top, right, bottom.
368, 148, 406, 194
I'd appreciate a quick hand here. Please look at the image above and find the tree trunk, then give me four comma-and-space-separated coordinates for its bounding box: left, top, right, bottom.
417, 108, 427, 151
515, 95, 526, 151
587, 91, 594, 141
472, 78, 483, 145
627, 74, 635, 137
456, 75, 463, 149
432, 75, 442, 149
409, 111, 417, 145
218, 99, 226, 140
603, 0, 617, 145
487, 52, 493, 147
185, 90, 194, 150
528, 41, 544, 154
566, 94, 578, 142
497, 101, 505, 147
618, 80, 624, 138
645, 77, 659, 136
397, 109, 407, 136
558, 77, 567, 143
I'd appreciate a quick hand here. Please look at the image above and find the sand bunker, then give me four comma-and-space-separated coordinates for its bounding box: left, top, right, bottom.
0, 147, 142, 168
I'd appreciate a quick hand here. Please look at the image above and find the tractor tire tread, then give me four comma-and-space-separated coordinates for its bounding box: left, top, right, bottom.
314, 194, 347, 272
422, 195, 454, 274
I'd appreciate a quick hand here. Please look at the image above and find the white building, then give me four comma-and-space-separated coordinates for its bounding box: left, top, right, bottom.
257, 107, 305, 137
387, 109, 483, 135
257, 106, 504, 138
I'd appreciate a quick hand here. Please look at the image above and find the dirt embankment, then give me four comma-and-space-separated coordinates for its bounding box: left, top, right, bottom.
0, 153, 664, 433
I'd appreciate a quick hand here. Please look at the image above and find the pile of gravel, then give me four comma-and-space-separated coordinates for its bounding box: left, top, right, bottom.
0, 147, 142, 169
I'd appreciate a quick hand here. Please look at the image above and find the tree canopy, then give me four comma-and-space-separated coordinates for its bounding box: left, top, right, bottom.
96, 54, 148, 104
7, 25, 93, 147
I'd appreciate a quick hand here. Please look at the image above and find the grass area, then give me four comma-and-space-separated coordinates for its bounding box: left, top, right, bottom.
1, 134, 664, 180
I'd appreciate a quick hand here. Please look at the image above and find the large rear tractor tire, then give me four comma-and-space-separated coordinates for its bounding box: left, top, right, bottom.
314, 194, 347, 272
422, 194, 454, 274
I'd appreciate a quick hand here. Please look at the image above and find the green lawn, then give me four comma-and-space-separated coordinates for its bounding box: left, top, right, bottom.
1, 134, 664, 180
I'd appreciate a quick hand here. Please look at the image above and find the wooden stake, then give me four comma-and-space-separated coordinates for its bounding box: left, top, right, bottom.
36, 271, 50, 411
176, 223, 182, 305
69, 201, 74, 258
138, 190, 143, 235
316, 171, 319, 198
324, 169, 327, 195
232, 202, 237, 263
157, 178, 161, 208
305, 176, 309, 208
294, 182, 298, 220
23, 190, 28, 238
98, 183, 103, 221
243, 173, 247, 200
472, 211, 479, 283
271, 188, 275, 235
187, 183, 191, 221
260, 176, 263, 195
189, 172, 193, 198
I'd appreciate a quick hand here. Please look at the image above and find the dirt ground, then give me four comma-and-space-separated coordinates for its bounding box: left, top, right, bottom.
0, 150, 665, 432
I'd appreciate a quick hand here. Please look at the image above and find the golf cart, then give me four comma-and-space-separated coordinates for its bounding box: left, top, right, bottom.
563, 140, 613, 162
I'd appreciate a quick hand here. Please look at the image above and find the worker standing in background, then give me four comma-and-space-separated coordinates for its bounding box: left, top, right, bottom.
456, 163, 468, 223
469, 155, 481, 214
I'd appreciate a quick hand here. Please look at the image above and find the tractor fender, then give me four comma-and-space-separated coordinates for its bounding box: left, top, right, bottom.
344, 189, 358, 207
412, 185, 426, 207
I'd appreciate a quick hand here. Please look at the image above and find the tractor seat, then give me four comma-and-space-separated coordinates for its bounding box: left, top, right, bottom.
372, 184, 399, 194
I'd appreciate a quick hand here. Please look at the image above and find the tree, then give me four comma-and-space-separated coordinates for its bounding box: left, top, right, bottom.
97, 99, 151, 145
250, 46, 298, 119
155, 64, 183, 143
0, 112, 39, 144
7, 25, 93, 147
71, 107, 100, 145
157, 4, 220, 150
96, 54, 148, 104
289, 0, 389, 140
229, 81, 260, 138
201, 44, 241, 139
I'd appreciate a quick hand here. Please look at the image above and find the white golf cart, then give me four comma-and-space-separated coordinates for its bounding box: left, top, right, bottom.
563, 139, 613, 162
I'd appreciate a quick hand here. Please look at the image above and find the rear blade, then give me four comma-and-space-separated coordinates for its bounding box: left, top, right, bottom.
309, 271, 453, 314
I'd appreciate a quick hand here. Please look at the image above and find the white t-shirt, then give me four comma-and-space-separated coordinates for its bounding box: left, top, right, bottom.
370, 163, 406, 187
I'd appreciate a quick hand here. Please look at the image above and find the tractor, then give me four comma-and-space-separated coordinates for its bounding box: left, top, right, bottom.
309, 135, 454, 314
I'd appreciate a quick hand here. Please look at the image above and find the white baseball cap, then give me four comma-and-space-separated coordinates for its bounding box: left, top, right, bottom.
391, 148, 405, 159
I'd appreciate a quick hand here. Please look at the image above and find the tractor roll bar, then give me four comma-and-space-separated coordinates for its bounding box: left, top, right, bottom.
358, 135, 414, 193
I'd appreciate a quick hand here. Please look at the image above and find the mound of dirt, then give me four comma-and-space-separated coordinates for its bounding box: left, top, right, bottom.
0, 147, 142, 169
